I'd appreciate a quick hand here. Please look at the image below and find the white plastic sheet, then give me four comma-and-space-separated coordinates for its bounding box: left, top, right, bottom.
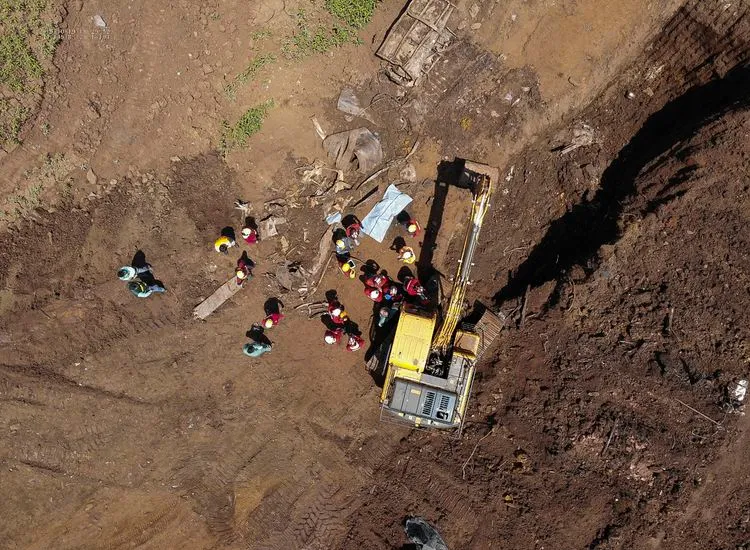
360, 184, 413, 243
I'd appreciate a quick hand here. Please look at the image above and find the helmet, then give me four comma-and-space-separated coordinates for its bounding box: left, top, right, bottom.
118, 266, 136, 281
369, 289, 381, 300
236, 269, 247, 279
341, 261, 351, 272
335, 239, 346, 248
241, 227, 252, 237
407, 222, 418, 234
331, 307, 342, 317
264, 317, 274, 329
401, 249, 413, 259
324, 333, 337, 344
219, 244, 228, 254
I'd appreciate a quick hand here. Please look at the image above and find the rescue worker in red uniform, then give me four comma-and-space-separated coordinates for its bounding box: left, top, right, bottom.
327, 301, 349, 325
324, 328, 344, 345
346, 334, 365, 352
235, 256, 254, 286
364, 286, 384, 302
262, 312, 284, 329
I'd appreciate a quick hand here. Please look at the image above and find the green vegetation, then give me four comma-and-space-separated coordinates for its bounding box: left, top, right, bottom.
0, 100, 29, 146
250, 29, 272, 40
282, 9, 359, 59
224, 54, 277, 99
0, 0, 60, 149
220, 100, 275, 153
325, 0, 376, 29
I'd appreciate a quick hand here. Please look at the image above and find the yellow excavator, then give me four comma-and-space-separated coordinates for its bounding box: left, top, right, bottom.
373, 161, 503, 432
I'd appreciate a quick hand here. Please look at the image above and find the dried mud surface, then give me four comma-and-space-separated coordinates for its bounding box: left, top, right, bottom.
1, 0, 749, 549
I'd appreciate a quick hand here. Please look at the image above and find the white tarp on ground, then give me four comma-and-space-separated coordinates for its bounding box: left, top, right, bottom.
360, 184, 413, 243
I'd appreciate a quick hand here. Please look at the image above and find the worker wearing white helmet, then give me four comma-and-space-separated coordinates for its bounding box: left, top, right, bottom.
398, 246, 416, 264
364, 286, 384, 302
324, 328, 344, 345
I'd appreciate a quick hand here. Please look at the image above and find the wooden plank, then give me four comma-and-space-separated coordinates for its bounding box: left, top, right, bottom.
193, 276, 243, 320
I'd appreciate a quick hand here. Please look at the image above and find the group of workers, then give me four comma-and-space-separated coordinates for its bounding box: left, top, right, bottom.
119, 203, 424, 361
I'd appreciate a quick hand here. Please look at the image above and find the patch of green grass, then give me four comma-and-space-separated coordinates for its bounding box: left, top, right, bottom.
0, 28, 44, 92
250, 29, 272, 40
325, 0, 376, 29
0, 0, 60, 148
224, 53, 277, 99
282, 9, 358, 59
0, 99, 29, 149
220, 100, 274, 153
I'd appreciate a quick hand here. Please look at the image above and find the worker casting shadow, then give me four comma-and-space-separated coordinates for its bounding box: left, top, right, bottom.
130, 249, 166, 289
246, 325, 271, 346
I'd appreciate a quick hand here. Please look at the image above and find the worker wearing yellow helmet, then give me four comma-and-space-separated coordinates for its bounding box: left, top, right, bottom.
214, 234, 237, 254
338, 257, 356, 279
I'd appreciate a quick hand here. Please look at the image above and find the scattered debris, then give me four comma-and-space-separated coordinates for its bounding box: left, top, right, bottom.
86, 168, 98, 185
626, 91, 636, 99
727, 379, 748, 409
560, 123, 595, 155
295, 301, 329, 318
356, 137, 420, 190
404, 517, 449, 550
337, 88, 375, 123
399, 163, 417, 182
280, 235, 290, 253
92, 14, 107, 28
272, 261, 310, 292
361, 183, 413, 243
325, 211, 343, 225
323, 128, 384, 173
675, 398, 724, 428
311, 116, 327, 140
377, 0, 455, 86
259, 216, 287, 238
462, 428, 495, 479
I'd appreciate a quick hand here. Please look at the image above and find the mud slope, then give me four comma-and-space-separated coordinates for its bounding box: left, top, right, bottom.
342, 2, 750, 549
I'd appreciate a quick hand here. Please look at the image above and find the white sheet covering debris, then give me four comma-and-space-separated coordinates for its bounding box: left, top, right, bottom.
360, 184, 413, 243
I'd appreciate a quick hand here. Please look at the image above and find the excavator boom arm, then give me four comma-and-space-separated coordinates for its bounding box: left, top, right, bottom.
432, 167, 494, 350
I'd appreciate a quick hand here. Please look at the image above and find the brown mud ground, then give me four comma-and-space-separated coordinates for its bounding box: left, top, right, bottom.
1, 0, 750, 549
